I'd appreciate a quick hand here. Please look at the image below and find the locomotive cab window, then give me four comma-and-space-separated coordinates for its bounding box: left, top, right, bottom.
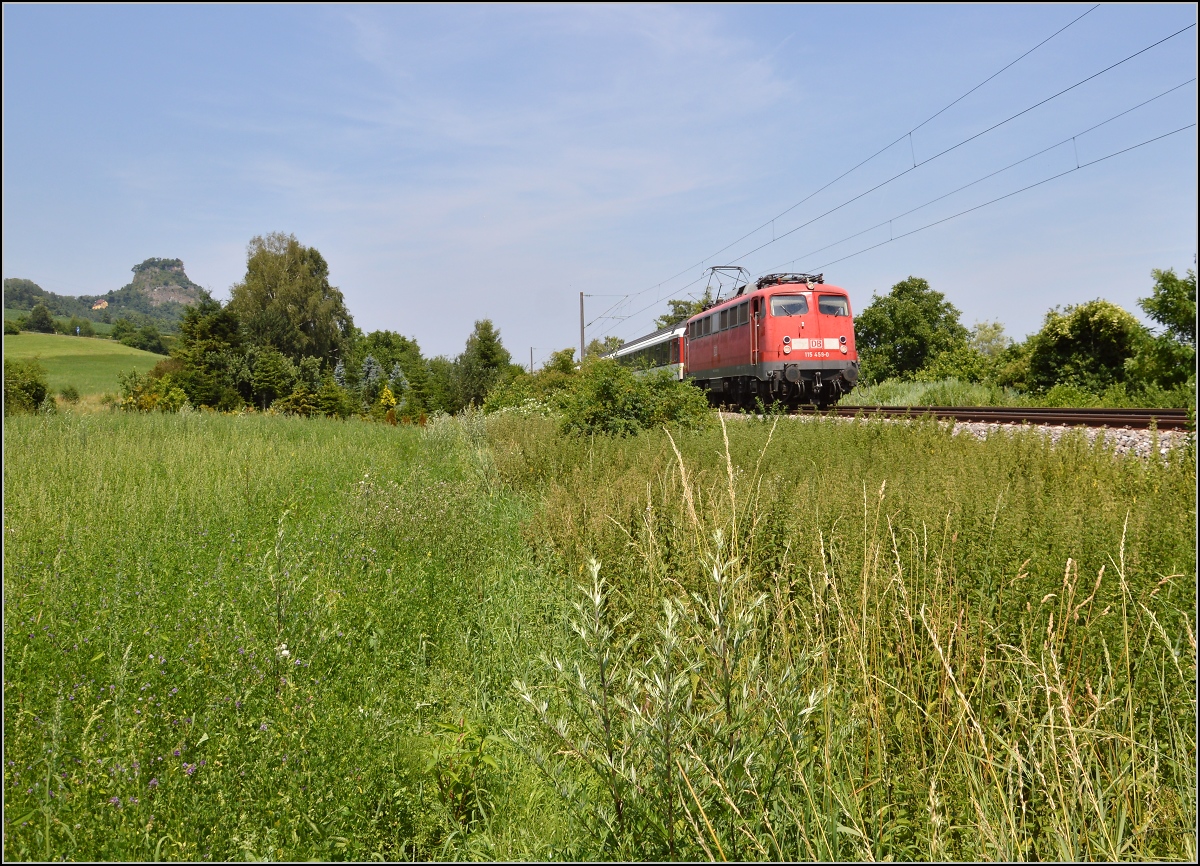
818, 295, 849, 317
770, 295, 809, 317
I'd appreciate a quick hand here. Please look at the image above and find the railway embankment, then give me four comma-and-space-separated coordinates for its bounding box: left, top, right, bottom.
723, 408, 1195, 458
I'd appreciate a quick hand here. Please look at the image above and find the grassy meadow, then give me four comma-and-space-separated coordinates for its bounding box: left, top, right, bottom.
3, 333, 161, 400
2, 409, 1195, 860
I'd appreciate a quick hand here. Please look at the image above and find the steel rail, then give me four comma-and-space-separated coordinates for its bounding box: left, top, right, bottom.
815, 405, 1193, 431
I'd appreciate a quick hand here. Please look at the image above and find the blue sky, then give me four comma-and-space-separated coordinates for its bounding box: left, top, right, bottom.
3, 4, 1196, 363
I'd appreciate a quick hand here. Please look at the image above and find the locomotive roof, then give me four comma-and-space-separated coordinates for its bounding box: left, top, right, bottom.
691, 279, 848, 321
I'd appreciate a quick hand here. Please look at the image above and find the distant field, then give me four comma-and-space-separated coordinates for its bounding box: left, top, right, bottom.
5, 307, 116, 336
3, 332, 162, 397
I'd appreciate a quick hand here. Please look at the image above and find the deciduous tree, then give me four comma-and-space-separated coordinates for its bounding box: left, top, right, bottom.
1127, 268, 1196, 390
585, 336, 624, 358
854, 277, 968, 382
1026, 299, 1143, 393
26, 303, 55, 334
654, 290, 713, 330
228, 233, 354, 364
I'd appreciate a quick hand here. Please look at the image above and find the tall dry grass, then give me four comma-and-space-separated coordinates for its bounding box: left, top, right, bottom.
498, 413, 1195, 860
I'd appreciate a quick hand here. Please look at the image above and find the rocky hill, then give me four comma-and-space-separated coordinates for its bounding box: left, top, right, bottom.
125, 258, 205, 307
3, 258, 207, 332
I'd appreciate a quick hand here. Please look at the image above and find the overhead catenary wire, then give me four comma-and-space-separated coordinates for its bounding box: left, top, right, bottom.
760, 77, 1197, 274
594, 23, 1196, 344
793, 124, 1196, 276
584, 6, 1099, 331
598, 116, 1195, 344
718, 22, 1196, 270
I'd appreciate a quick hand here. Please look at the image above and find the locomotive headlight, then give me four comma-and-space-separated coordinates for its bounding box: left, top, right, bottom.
782, 335, 791, 344
783, 345, 792, 355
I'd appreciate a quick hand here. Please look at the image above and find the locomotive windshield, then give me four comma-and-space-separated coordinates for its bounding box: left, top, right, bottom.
770, 295, 809, 317
818, 295, 849, 316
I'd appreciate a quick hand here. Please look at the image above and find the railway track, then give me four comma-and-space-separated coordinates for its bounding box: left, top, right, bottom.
816, 405, 1193, 430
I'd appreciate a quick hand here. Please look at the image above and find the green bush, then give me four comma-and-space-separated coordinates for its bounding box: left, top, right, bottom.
554, 359, 712, 436
842, 377, 1027, 408
1027, 300, 1143, 393
67, 316, 96, 337
122, 325, 168, 355
482, 369, 573, 415
272, 384, 319, 417
116, 369, 190, 412
4, 318, 20, 335
915, 344, 994, 383
3, 357, 51, 413
314, 377, 355, 419
484, 357, 710, 435
58, 384, 80, 404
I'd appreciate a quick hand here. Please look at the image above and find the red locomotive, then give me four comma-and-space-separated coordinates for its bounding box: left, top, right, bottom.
611, 269, 859, 409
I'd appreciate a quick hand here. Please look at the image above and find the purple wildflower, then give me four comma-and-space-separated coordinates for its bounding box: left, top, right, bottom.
148, 778, 159, 789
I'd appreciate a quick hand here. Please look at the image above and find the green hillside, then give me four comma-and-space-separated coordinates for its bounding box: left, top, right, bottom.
6, 307, 116, 336
3, 332, 163, 397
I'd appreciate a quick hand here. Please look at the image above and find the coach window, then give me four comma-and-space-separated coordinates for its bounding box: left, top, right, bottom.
737, 302, 748, 326
718, 309, 728, 330
818, 295, 849, 317
770, 295, 809, 317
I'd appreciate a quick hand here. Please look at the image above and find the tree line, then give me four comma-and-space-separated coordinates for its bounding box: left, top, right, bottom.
115, 233, 533, 419
7, 229, 1192, 419
853, 271, 1195, 402
104, 231, 712, 433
